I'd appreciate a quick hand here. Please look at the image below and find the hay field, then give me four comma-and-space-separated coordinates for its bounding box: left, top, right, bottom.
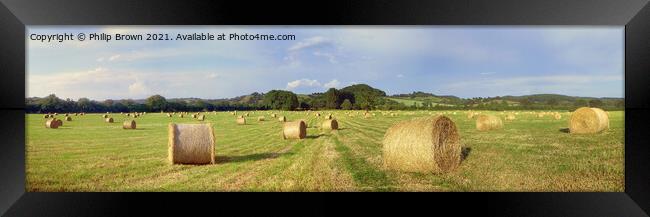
26, 110, 624, 192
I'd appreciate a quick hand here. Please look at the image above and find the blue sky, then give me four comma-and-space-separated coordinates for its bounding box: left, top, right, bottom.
27, 26, 623, 100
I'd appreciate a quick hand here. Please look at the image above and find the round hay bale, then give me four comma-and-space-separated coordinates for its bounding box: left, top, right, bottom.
43, 114, 50, 118
105, 117, 114, 123
55, 119, 63, 126
283, 120, 307, 139
476, 115, 503, 131
569, 107, 609, 134
74, 113, 78, 116
236, 117, 246, 125
322, 119, 338, 130
64, 113, 69, 117
191, 114, 197, 118
257, 116, 265, 121
237, 115, 244, 119
315, 113, 321, 117
168, 123, 215, 164
197, 115, 205, 121
102, 114, 108, 118
123, 120, 136, 129
382, 115, 461, 173
45, 119, 59, 128
245, 113, 250, 117
278, 116, 286, 122
178, 114, 184, 118
65, 116, 72, 121
271, 114, 277, 118
325, 114, 332, 120
167, 113, 172, 117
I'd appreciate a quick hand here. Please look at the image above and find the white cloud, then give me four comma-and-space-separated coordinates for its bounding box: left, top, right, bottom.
205, 73, 219, 79
288, 36, 331, 52
108, 54, 121, 61
286, 79, 321, 90
128, 81, 149, 96
313, 51, 338, 64
323, 79, 341, 88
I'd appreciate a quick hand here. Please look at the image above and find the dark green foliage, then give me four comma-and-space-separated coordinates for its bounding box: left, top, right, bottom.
263, 90, 299, 110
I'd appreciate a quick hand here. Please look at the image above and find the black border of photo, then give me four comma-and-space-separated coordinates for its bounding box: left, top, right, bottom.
0, 0, 648, 216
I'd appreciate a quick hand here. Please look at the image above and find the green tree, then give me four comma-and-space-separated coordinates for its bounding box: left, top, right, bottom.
77, 97, 92, 112
323, 88, 340, 109
146, 95, 168, 112
264, 90, 299, 110
341, 99, 353, 110
588, 99, 604, 108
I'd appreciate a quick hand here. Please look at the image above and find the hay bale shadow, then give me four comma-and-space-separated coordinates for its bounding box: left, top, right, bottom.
306, 134, 330, 139
559, 128, 570, 133
215, 152, 284, 164
461, 147, 472, 162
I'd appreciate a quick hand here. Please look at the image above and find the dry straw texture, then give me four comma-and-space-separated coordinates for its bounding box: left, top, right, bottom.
105, 117, 114, 123
475, 115, 503, 131
382, 115, 461, 173
321, 119, 338, 130
123, 120, 136, 129
569, 107, 609, 134
283, 120, 307, 139
168, 123, 215, 164
45, 119, 59, 128
237, 117, 246, 125
198, 115, 205, 121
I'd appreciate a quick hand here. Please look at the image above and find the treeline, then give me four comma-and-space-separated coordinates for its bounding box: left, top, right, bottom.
25, 94, 271, 113
25, 83, 624, 113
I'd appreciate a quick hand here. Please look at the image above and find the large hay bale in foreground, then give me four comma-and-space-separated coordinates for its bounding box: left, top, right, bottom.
45, 119, 59, 129
283, 120, 306, 139
105, 117, 114, 123
476, 115, 503, 131
123, 120, 136, 129
382, 115, 461, 173
236, 117, 246, 125
569, 107, 609, 134
168, 123, 215, 164
322, 119, 338, 130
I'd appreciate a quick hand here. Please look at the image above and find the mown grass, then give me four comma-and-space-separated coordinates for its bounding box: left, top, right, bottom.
26, 110, 624, 192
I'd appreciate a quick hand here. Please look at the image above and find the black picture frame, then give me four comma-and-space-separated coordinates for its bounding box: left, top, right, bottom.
0, 0, 648, 216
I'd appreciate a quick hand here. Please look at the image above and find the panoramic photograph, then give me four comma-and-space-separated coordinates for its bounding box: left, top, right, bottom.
25, 26, 624, 192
